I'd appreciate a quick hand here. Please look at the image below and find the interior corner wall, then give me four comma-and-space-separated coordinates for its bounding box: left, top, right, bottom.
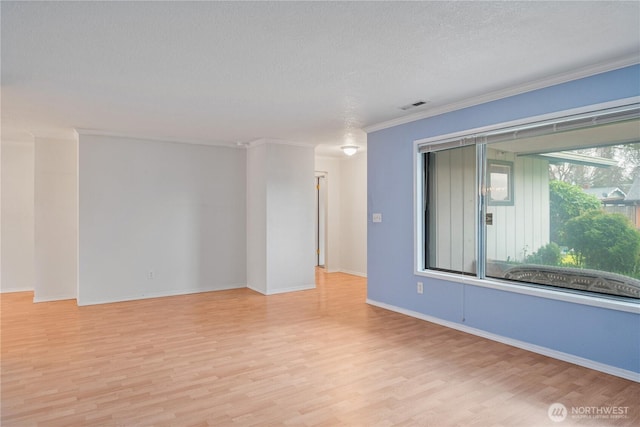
314, 156, 341, 273
1, 140, 35, 292
247, 143, 268, 294
77, 135, 246, 305
248, 142, 315, 295
367, 64, 640, 376
34, 137, 78, 302
340, 153, 367, 277
266, 144, 315, 293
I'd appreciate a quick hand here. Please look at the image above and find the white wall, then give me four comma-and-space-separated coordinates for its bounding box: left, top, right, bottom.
314, 153, 367, 277
316, 175, 327, 266
4, 131, 360, 305
34, 137, 78, 301
267, 143, 316, 293
314, 157, 341, 272
247, 142, 315, 295
340, 153, 367, 277
247, 143, 268, 294
78, 134, 246, 305
1, 140, 35, 292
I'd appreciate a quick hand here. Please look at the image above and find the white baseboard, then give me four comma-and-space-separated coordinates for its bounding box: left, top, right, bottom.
339, 269, 367, 278
1, 286, 34, 293
264, 284, 315, 295
77, 284, 246, 306
366, 298, 640, 383
34, 293, 77, 303
246, 285, 265, 295
247, 284, 316, 295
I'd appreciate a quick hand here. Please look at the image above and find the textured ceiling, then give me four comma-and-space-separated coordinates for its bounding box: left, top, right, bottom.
2, 1, 639, 156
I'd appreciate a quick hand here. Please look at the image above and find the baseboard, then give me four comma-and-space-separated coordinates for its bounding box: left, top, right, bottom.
339, 269, 367, 278
77, 284, 246, 306
246, 284, 266, 295
264, 284, 315, 295
33, 293, 77, 303
366, 298, 640, 383
1, 286, 34, 293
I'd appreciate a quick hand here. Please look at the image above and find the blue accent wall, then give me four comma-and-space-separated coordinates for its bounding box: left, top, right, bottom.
367, 65, 640, 374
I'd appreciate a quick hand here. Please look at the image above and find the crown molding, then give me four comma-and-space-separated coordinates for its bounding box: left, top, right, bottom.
74, 128, 239, 148
27, 128, 77, 140
244, 138, 316, 149
364, 54, 640, 134
0, 128, 35, 144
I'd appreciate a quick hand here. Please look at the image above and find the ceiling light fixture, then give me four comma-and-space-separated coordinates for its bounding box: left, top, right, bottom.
341, 145, 359, 156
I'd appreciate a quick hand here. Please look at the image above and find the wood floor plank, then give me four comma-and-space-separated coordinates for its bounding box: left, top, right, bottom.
1, 269, 638, 426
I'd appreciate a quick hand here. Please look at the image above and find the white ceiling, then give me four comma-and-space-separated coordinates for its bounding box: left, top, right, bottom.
2, 1, 639, 156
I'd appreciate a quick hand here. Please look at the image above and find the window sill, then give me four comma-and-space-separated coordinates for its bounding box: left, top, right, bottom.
415, 269, 640, 314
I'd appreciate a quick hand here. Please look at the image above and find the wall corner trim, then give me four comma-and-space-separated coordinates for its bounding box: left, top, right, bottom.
366, 298, 640, 382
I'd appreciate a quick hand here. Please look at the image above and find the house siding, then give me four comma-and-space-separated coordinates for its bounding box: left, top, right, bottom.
486, 150, 550, 263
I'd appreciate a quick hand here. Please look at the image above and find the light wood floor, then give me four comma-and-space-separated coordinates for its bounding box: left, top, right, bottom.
1, 269, 638, 426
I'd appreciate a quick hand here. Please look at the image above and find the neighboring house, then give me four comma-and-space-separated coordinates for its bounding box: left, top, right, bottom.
616, 175, 640, 228
583, 186, 627, 202
627, 174, 640, 201
586, 178, 640, 229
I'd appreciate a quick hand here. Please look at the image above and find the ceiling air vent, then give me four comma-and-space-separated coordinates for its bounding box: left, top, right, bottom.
399, 100, 429, 111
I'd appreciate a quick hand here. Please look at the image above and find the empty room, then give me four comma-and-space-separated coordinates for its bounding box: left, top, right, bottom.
1, 1, 639, 426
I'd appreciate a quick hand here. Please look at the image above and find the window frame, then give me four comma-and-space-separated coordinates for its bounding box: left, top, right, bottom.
413, 97, 640, 314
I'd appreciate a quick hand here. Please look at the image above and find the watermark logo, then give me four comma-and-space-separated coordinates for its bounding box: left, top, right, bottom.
548, 403, 567, 422
548, 403, 630, 422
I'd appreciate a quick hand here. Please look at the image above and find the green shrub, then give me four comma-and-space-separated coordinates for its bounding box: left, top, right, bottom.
525, 242, 562, 266
564, 211, 640, 275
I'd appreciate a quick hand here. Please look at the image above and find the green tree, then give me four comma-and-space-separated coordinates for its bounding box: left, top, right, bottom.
549, 180, 601, 245
564, 211, 640, 275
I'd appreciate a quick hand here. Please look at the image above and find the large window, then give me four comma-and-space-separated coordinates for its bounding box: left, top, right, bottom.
417, 101, 640, 301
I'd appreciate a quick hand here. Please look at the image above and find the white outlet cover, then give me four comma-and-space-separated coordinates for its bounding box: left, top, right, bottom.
372, 213, 382, 223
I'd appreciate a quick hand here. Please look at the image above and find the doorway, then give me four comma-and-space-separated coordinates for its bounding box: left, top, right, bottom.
315, 173, 327, 268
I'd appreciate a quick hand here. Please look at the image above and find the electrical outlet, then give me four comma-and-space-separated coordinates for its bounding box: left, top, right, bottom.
417, 282, 423, 294
148, 270, 154, 280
